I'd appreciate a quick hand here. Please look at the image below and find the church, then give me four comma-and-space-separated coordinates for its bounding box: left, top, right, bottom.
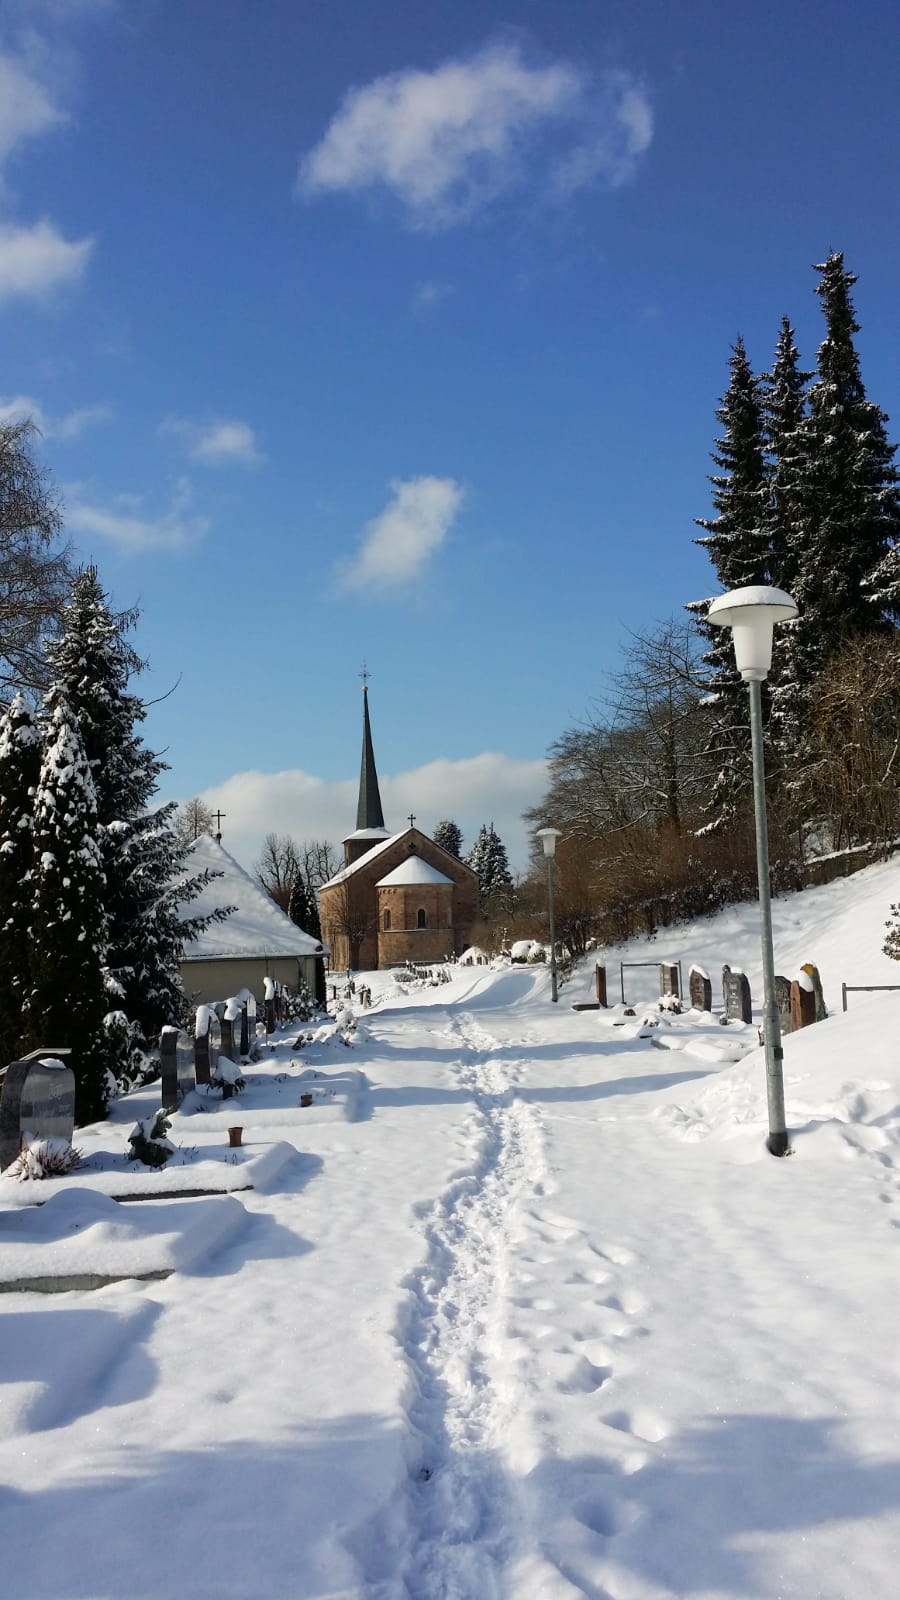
318, 687, 480, 971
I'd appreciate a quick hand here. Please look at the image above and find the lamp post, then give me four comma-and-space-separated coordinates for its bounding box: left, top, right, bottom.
707, 585, 798, 1157
536, 827, 562, 1002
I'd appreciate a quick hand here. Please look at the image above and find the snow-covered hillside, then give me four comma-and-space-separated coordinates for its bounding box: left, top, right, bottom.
1, 857, 899, 1599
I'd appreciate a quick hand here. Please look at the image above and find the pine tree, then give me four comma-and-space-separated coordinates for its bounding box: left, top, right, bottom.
468, 822, 513, 904
433, 819, 463, 858
0, 694, 41, 1066
43, 567, 228, 1046
789, 253, 900, 688
27, 700, 109, 1123
762, 318, 811, 760
288, 873, 321, 940
688, 338, 771, 825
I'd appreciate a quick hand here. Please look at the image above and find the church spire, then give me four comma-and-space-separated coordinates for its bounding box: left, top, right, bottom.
356, 684, 386, 831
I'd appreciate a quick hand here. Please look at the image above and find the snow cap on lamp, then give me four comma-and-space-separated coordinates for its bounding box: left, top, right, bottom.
707, 585, 798, 681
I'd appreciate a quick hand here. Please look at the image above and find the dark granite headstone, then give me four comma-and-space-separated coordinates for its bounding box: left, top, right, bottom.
722, 965, 752, 1024
194, 1007, 221, 1087
221, 1002, 242, 1063
265, 997, 276, 1034
0, 1051, 75, 1171
246, 995, 258, 1048
659, 962, 680, 1000
689, 967, 713, 1012
774, 975, 793, 1036
160, 1027, 195, 1109
594, 964, 608, 1006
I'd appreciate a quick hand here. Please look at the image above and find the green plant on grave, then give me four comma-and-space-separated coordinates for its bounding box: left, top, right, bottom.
128, 1109, 175, 1167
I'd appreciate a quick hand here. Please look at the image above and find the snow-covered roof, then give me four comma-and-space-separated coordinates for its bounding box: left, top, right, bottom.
321, 831, 406, 888
377, 857, 453, 888
181, 836, 325, 961
343, 826, 392, 844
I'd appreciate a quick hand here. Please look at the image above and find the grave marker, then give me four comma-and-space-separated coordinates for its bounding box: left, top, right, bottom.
0, 1051, 75, 1171
659, 962, 680, 1001
774, 975, 793, 1036
221, 999, 242, 1063
689, 965, 712, 1012
790, 974, 816, 1030
194, 1006, 221, 1086
801, 962, 827, 1022
161, 1027, 196, 1109
594, 964, 608, 1007
722, 965, 752, 1024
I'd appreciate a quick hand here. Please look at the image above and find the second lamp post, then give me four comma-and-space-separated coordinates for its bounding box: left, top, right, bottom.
536, 827, 562, 1002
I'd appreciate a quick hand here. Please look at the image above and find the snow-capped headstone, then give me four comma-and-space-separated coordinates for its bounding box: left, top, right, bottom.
659, 962, 680, 1001
240, 1001, 250, 1058
774, 975, 793, 1035
689, 965, 712, 1012
221, 998, 242, 1063
801, 962, 827, 1022
594, 964, 608, 1006
722, 965, 752, 1024
193, 1006, 221, 1087
790, 971, 817, 1031
160, 1027, 195, 1109
0, 1052, 75, 1172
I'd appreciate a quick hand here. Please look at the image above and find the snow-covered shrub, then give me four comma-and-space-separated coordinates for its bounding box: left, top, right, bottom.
212, 1058, 245, 1098
283, 982, 319, 1023
128, 1110, 175, 1167
7, 1135, 82, 1180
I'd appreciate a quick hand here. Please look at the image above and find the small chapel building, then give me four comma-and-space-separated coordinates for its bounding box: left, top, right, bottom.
318, 687, 480, 971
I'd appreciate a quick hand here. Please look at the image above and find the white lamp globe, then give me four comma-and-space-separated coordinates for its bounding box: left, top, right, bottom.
707, 585, 798, 681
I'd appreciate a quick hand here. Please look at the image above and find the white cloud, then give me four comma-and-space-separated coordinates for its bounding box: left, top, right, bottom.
0, 218, 93, 302
65, 477, 208, 554
182, 752, 548, 879
0, 48, 64, 175
0, 393, 110, 437
161, 415, 263, 467
412, 279, 453, 313
298, 40, 652, 229
337, 476, 464, 593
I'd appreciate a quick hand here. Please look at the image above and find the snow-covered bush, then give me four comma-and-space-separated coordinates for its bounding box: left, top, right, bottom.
7, 1135, 82, 1181
283, 982, 319, 1023
212, 1058, 245, 1098
128, 1110, 175, 1167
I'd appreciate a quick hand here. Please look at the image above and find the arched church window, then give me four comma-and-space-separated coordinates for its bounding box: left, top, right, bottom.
417, 907, 427, 929
383, 908, 391, 931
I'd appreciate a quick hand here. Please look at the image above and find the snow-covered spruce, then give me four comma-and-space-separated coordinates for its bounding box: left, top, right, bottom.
128, 1110, 175, 1167
0, 693, 42, 1067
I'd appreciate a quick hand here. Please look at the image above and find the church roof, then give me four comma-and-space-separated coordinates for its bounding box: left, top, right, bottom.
356, 686, 385, 831
181, 836, 326, 960
377, 857, 453, 887
321, 831, 404, 888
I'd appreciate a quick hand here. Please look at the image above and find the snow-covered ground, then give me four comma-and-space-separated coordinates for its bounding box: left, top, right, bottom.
2, 857, 900, 1599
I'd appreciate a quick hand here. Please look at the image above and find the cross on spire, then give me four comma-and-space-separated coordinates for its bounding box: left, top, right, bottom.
359, 661, 370, 688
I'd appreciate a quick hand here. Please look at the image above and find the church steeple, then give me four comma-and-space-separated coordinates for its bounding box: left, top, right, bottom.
357, 685, 385, 831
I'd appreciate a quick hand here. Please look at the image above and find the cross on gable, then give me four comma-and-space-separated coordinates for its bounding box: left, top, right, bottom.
408, 813, 416, 829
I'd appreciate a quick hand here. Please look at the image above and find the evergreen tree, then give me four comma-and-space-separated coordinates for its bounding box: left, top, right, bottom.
27, 700, 109, 1123
468, 822, 513, 904
761, 318, 811, 760
433, 819, 463, 858
288, 873, 321, 940
44, 567, 228, 1045
688, 338, 771, 825
0, 694, 41, 1066
789, 253, 900, 688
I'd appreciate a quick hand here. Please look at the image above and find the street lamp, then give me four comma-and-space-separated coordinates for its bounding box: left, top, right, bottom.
707, 584, 798, 1157
536, 827, 562, 1002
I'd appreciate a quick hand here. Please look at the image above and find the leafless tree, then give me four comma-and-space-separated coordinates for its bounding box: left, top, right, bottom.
254, 832, 303, 911
0, 418, 74, 694
172, 797, 215, 846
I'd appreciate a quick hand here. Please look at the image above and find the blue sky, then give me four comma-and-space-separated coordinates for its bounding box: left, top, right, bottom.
1, 0, 898, 873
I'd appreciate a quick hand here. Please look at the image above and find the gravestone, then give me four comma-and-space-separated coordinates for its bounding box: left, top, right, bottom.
161, 1027, 196, 1109
246, 995, 258, 1049
774, 975, 793, 1036
0, 1051, 75, 1171
264, 977, 276, 1036
722, 965, 752, 1024
221, 1000, 242, 1063
689, 965, 712, 1012
239, 1002, 250, 1058
801, 962, 827, 1022
194, 1006, 221, 1086
790, 975, 816, 1031
594, 964, 608, 1007
659, 962, 680, 1001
